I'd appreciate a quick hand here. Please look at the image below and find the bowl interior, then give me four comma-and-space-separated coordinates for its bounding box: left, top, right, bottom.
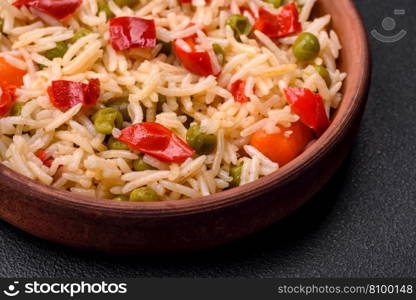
0, 0, 369, 214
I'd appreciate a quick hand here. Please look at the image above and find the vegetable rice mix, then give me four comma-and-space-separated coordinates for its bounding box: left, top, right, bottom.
0, 0, 346, 201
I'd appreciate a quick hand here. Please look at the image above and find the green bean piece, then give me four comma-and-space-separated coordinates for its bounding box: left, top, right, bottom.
158, 40, 172, 56
38, 64, 47, 70
186, 124, 217, 155
70, 28, 92, 44
0, 18, 4, 33
212, 43, 225, 65
293, 32, 320, 61
226, 14, 252, 41
10, 102, 24, 116
97, 0, 115, 19
133, 157, 155, 172
113, 195, 129, 201
229, 163, 243, 188
107, 97, 130, 121
264, 0, 282, 8
107, 136, 129, 150
314, 64, 331, 87
114, 0, 140, 7
44, 41, 68, 60
129, 187, 160, 202
93, 107, 124, 135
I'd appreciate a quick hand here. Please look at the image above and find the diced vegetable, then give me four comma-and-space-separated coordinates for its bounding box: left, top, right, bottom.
231, 80, 249, 103
229, 163, 243, 188
314, 64, 331, 87
133, 157, 155, 171
264, 0, 282, 8
107, 136, 129, 150
0, 57, 27, 88
70, 28, 92, 44
44, 41, 68, 60
112, 195, 129, 201
250, 122, 314, 166
36, 149, 54, 168
97, 0, 114, 19
109, 17, 156, 51
186, 124, 217, 155
226, 14, 252, 41
212, 43, 225, 65
13, 0, 82, 20
92, 107, 123, 135
129, 187, 160, 202
0, 18, 4, 32
47, 79, 100, 110
114, 0, 140, 7
10, 102, 24, 116
253, 3, 302, 38
293, 32, 320, 61
0, 86, 15, 117
118, 122, 195, 163
173, 34, 219, 77
284, 87, 329, 136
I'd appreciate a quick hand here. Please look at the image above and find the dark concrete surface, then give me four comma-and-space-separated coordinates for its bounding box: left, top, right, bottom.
1, 0, 415, 277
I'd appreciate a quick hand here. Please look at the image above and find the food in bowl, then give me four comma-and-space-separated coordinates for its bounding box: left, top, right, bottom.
0, 0, 346, 201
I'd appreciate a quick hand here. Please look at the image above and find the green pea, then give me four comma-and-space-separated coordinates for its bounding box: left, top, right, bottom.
107, 136, 129, 150
229, 163, 243, 188
70, 28, 92, 44
226, 14, 252, 41
97, 0, 115, 19
129, 187, 160, 202
293, 32, 320, 61
92, 107, 123, 135
158, 40, 172, 56
0, 18, 4, 33
10, 102, 24, 116
113, 195, 129, 201
133, 157, 155, 171
114, 0, 140, 7
212, 43, 225, 65
186, 124, 217, 155
264, 0, 282, 8
107, 97, 130, 121
44, 41, 68, 60
314, 64, 331, 87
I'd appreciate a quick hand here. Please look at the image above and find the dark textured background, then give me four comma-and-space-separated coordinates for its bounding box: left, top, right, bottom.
1, 0, 415, 278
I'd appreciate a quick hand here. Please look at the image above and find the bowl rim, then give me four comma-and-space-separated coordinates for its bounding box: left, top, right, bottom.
0, 0, 370, 218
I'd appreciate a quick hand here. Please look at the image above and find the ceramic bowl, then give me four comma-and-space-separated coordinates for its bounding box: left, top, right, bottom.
0, 0, 370, 253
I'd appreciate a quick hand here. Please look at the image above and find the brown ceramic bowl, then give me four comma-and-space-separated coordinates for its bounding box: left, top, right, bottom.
0, 0, 370, 253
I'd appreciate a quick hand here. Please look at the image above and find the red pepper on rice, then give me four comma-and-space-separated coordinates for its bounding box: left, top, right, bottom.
47, 79, 100, 111
253, 3, 302, 38
13, 0, 82, 21
118, 122, 195, 163
284, 87, 330, 137
109, 17, 157, 51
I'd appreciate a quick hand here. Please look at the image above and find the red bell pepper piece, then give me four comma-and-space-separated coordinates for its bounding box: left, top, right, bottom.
253, 3, 302, 38
231, 80, 250, 103
47, 78, 100, 111
13, 0, 82, 21
109, 17, 156, 51
284, 87, 330, 137
118, 122, 195, 163
173, 33, 219, 77
0, 86, 16, 117
36, 150, 54, 167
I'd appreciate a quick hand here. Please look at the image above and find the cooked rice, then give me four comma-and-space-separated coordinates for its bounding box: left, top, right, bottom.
0, 0, 345, 201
